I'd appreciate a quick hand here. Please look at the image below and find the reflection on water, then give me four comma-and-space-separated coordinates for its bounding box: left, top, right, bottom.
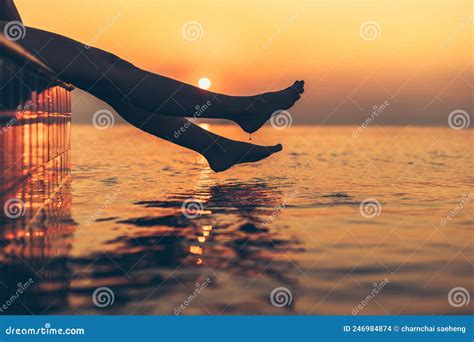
66, 176, 302, 315
0, 178, 74, 314
1, 124, 473, 315
0, 44, 73, 314
0, 98, 73, 312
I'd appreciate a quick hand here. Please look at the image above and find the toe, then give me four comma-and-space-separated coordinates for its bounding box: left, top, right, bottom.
288, 85, 298, 92
294, 81, 305, 93
291, 80, 303, 89
268, 144, 283, 153
288, 83, 300, 94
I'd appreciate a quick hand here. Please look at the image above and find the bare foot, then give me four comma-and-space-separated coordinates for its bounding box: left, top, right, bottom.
204, 139, 283, 173
232, 80, 304, 134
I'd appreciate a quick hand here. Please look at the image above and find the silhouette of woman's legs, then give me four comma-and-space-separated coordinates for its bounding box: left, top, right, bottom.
0, 22, 304, 133
0, 6, 286, 172
108, 100, 283, 172
0, 5, 282, 172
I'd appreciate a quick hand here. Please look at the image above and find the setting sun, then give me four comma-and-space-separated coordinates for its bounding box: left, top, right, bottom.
198, 77, 211, 90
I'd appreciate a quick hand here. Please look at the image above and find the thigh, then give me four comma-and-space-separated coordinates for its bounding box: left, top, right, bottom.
0, 21, 108, 87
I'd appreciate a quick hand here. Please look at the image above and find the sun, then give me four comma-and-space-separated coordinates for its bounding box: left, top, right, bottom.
198, 77, 211, 90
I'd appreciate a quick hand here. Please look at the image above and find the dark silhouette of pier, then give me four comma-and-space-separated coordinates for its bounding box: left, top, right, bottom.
0, 35, 75, 314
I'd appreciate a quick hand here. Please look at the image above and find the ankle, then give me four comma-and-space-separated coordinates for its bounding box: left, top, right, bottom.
202, 137, 227, 160
218, 95, 255, 116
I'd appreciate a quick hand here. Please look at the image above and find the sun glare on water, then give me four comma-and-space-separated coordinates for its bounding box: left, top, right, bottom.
198, 77, 211, 90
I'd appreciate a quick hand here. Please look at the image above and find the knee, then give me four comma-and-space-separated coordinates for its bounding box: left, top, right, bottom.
87, 48, 121, 70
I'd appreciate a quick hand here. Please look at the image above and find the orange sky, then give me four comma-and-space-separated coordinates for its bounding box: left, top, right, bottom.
17, 0, 473, 125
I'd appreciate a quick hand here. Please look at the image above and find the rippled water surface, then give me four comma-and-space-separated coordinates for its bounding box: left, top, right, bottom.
1, 125, 473, 315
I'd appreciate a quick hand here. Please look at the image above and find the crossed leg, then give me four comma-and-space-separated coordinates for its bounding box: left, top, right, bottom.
109, 100, 283, 172
2, 22, 304, 134
0, 5, 285, 172
0, 0, 305, 171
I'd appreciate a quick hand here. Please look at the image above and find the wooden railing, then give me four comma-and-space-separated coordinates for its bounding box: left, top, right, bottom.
0, 34, 74, 228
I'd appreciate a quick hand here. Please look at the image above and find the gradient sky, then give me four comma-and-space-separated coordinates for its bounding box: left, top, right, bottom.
17, 0, 473, 125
